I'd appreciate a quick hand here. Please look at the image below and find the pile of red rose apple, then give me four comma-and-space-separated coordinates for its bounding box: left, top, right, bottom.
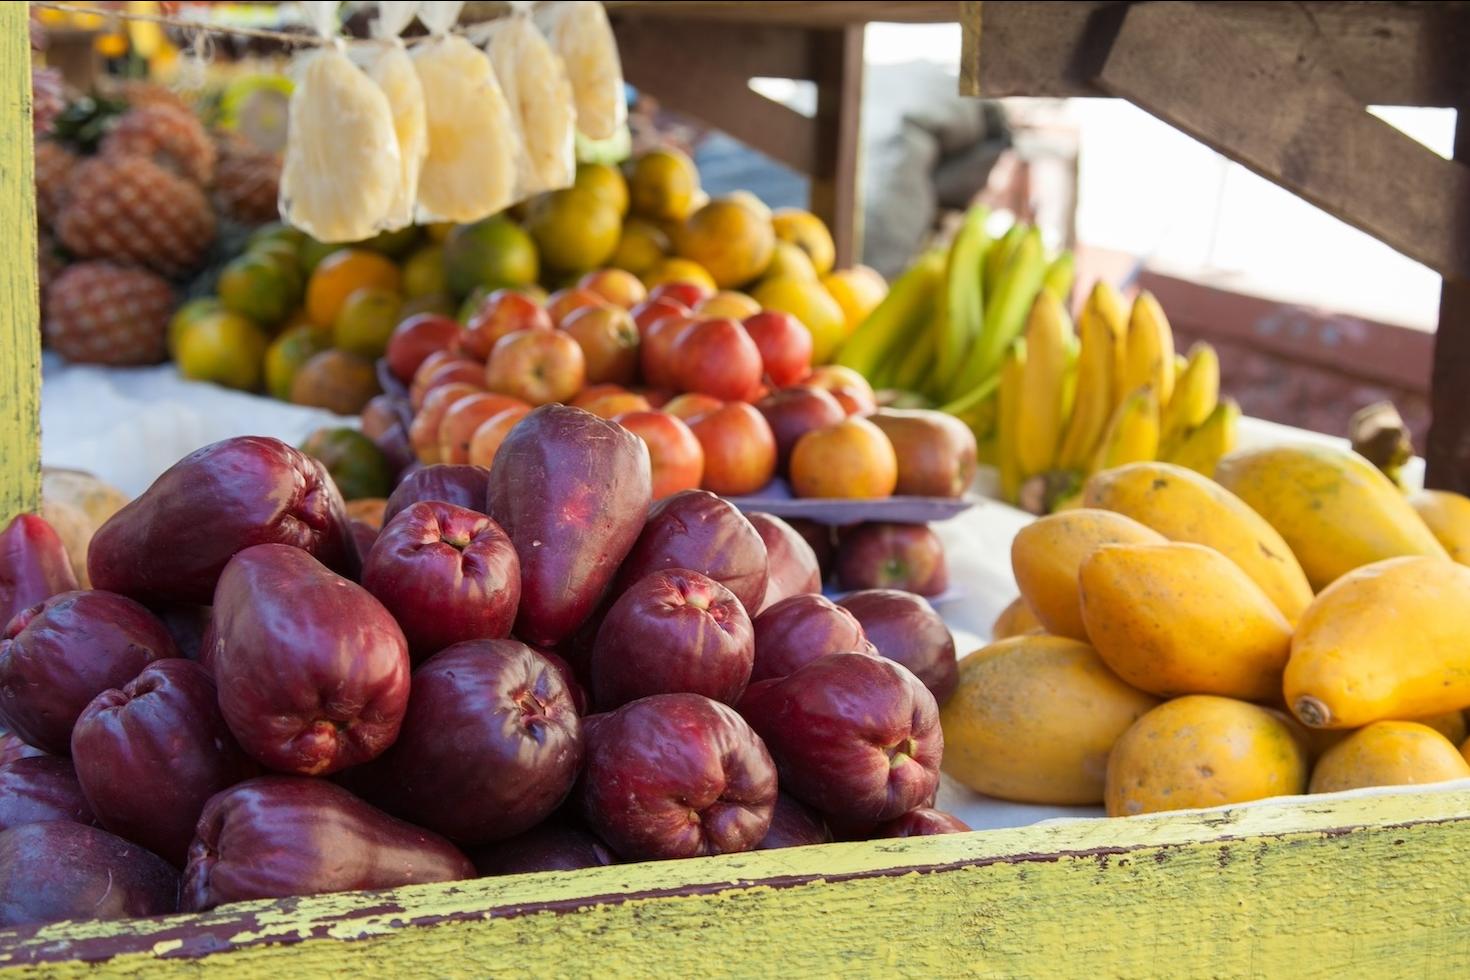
370, 270, 975, 505
0, 405, 966, 930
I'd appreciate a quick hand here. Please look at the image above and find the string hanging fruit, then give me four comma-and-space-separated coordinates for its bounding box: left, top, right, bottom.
539, 0, 627, 141
484, 6, 577, 198
411, 0, 518, 223
278, 0, 402, 242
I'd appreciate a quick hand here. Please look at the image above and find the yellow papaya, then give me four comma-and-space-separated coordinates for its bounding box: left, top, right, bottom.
1285, 556, 1470, 728
1082, 461, 1313, 623
1215, 445, 1447, 590
940, 635, 1159, 805
1105, 695, 1307, 816
1010, 508, 1165, 641
1308, 721, 1470, 794
1078, 541, 1292, 701
1409, 488, 1470, 565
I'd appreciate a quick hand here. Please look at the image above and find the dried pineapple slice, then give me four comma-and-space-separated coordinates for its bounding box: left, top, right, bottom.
351, 7, 427, 231
411, 33, 517, 223
487, 15, 575, 197
278, 45, 402, 243
540, 1, 626, 141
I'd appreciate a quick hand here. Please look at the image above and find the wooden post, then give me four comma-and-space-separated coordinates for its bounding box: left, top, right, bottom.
809, 24, 864, 269
0, 3, 39, 523
1426, 111, 1470, 493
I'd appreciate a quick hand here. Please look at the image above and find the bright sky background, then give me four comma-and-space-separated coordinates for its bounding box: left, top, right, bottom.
856, 22, 1453, 330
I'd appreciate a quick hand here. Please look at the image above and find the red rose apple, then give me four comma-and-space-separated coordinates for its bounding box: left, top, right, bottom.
754, 791, 831, 850
876, 807, 970, 838
747, 512, 822, 609
835, 522, 948, 596
838, 589, 958, 704
614, 489, 769, 613
580, 693, 776, 860
750, 593, 873, 683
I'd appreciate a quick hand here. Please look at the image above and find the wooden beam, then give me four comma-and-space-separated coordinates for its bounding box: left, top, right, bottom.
2, 788, 1469, 975
1093, 1, 1470, 283
810, 25, 865, 268
610, 16, 815, 83
959, 1, 982, 98
615, 32, 817, 176
973, 1, 1470, 109
0, 3, 39, 523
1426, 112, 1470, 492
607, 1, 962, 27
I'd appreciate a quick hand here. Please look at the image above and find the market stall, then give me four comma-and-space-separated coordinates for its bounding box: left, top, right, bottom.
3, 2, 1470, 976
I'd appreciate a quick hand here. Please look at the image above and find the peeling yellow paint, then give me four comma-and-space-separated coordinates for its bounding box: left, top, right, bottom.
2, 787, 1468, 976
0, 4, 39, 523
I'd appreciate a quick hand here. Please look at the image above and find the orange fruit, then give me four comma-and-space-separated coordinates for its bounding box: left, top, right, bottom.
575, 161, 629, 216
752, 276, 848, 364
218, 250, 303, 327
676, 198, 776, 289
610, 219, 670, 276
772, 208, 836, 276
789, 417, 898, 499
289, 349, 381, 415
763, 240, 818, 282
444, 216, 540, 298
402, 244, 449, 298
642, 257, 717, 292
305, 249, 401, 327
333, 286, 403, 359
823, 265, 889, 334
176, 310, 270, 392
264, 323, 333, 401
629, 147, 700, 221
525, 186, 622, 273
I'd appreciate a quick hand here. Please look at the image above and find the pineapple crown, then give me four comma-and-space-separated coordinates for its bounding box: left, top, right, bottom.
49, 95, 131, 154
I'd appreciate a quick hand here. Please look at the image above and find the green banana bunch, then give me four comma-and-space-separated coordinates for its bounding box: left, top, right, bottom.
946, 226, 1045, 403
983, 223, 1026, 298
835, 249, 945, 379
934, 206, 990, 393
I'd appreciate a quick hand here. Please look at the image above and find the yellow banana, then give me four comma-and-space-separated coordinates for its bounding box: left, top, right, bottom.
1092, 385, 1160, 473
1015, 291, 1074, 479
1118, 291, 1175, 410
1043, 249, 1075, 304
983, 223, 1026, 298
1055, 282, 1125, 469
935, 206, 989, 392
1172, 352, 1189, 383
1160, 342, 1220, 449
947, 227, 1045, 402
1163, 397, 1240, 477
836, 249, 944, 379
997, 340, 1027, 504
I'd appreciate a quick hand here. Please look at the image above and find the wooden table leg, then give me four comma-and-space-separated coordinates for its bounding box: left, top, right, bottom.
809, 24, 865, 269
1426, 111, 1470, 493
0, 3, 40, 523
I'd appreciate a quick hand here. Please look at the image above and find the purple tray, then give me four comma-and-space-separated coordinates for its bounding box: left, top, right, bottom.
726, 477, 978, 526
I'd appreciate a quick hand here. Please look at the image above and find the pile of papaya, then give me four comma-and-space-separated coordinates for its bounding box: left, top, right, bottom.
941, 447, 1470, 816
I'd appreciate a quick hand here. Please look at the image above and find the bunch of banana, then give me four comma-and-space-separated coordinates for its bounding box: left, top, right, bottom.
993, 284, 1240, 513
834, 207, 1070, 440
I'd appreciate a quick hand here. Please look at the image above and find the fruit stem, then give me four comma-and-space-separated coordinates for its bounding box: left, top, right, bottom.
1293, 696, 1332, 728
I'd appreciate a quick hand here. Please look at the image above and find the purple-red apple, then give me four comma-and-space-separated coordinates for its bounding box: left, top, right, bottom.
835, 522, 949, 596
183, 776, 473, 911
372, 640, 582, 844
754, 791, 831, 850
755, 386, 846, 472
203, 544, 410, 776
0, 728, 45, 766
0, 514, 78, 628
0, 821, 178, 927
88, 436, 358, 605
70, 659, 257, 866
747, 512, 821, 609
591, 569, 755, 709
788, 518, 835, 583
382, 462, 490, 524
472, 822, 617, 876
738, 652, 942, 822
750, 593, 873, 683
876, 807, 971, 838
486, 405, 652, 647
838, 589, 958, 704
0, 590, 177, 754
614, 489, 769, 614
580, 693, 776, 860
361, 502, 521, 662
0, 756, 94, 831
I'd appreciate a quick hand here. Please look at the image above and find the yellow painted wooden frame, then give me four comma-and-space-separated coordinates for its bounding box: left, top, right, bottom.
6, 6, 1470, 975
0, 786, 1468, 975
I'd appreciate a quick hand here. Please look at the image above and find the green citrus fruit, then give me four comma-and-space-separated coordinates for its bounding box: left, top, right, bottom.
168, 297, 222, 358
525, 187, 621, 274
300, 427, 393, 500
175, 310, 269, 391
333, 286, 403, 359
264, 323, 332, 401
444, 215, 539, 299
218, 251, 302, 327
402, 244, 449, 298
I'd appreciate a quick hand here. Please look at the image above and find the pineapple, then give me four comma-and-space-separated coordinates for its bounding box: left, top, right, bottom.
34, 139, 77, 226
56, 155, 216, 277
101, 103, 216, 186
44, 261, 174, 365
32, 67, 66, 138
213, 133, 281, 226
